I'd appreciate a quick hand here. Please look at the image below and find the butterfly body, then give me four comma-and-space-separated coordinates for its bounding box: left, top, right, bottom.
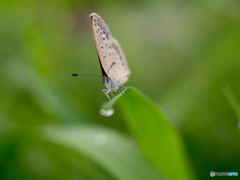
102, 76, 121, 92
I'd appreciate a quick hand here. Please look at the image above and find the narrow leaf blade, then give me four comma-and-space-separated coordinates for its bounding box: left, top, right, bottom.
42, 125, 166, 180
117, 88, 195, 180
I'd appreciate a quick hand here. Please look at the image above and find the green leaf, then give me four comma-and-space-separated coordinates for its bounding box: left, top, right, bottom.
42, 125, 166, 180
108, 87, 195, 180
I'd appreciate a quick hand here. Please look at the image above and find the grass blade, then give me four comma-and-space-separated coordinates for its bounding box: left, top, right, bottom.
115, 87, 195, 180
42, 125, 166, 180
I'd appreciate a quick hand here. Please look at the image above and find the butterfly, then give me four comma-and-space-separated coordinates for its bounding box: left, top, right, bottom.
73, 13, 130, 100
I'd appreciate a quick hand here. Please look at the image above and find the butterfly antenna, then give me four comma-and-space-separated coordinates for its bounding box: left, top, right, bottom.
72, 74, 102, 78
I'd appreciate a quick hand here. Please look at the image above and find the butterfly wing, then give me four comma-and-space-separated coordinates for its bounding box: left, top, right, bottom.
90, 13, 130, 85
90, 13, 112, 75
106, 38, 130, 84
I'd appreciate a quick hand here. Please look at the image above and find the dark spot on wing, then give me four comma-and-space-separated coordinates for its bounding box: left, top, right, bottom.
110, 62, 115, 68
106, 32, 109, 37
96, 31, 98, 33
114, 46, 119, 53
101, 46, 104, 49
103, 38, 105, 40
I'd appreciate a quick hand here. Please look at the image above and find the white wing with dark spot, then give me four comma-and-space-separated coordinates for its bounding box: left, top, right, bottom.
90, 13, 130, 85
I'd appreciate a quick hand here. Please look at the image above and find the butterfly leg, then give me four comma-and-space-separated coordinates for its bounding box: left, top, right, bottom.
110, 91, 114, 97
117, 86, 128, 94
102, 89, 111, 100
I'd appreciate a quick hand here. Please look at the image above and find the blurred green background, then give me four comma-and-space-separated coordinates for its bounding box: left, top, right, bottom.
1, 0, 240, 179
